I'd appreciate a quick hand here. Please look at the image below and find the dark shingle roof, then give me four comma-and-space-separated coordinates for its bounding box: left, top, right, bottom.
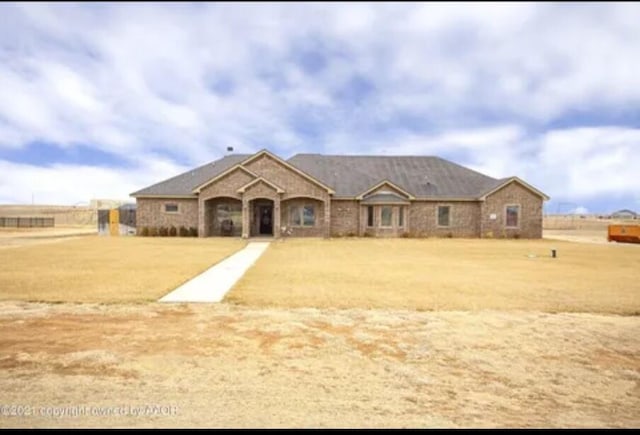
132, 152, 509, 200
131, 154, 251, 196
287, 154, 502, 199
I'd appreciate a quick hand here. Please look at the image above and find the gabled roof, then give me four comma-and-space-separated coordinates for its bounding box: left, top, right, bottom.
287, 154, 503, 199
237, 177, 285, 194
131, 151, 549, 202
356, 180, 415, 200
130, 154, 251, 197
478, 177, 550, 200
192, 165, 258, 193
242, 149, 335, 194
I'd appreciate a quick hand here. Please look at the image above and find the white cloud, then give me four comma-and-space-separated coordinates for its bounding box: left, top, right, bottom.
0, 3, 638, 208
0, 158, 189, 205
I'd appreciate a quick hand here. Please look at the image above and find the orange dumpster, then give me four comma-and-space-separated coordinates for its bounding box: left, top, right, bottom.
608, 224, 640, 244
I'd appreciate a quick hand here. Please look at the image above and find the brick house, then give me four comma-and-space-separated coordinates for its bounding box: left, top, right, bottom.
131, 149, 549, 238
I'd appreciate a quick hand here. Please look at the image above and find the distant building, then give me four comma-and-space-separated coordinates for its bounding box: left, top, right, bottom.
611, 209, 638, 219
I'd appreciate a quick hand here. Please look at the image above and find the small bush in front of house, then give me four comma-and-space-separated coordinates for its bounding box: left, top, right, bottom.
363, 230, 373, 238
169, 226, 177, 237
446, 232, 453, 238
346, 232, 356, 237
188, 227, 198, 237
513, 233, 521, 239
179, 226, 189, 237
158, 226, 169, 237
139, 226, 149, 237
148, 227, 158, 237
401, 231, 410, 238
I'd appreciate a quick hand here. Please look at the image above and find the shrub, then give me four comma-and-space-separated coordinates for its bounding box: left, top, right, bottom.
363, 230, 373, 238
513, 233, 521, 239
139, 226, 149, 237
179, 226, 189, 237
169, 225, 177, 237
158, 226, 169, 237
346, 232, 356, 237
446, 232, 453, 238
188, 227, 198, 237
148, 227, 158, 237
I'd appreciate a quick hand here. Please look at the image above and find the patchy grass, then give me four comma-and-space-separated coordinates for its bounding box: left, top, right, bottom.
0, 237, 245, 303
1, 301, 638, 428
228, 238, 640, 314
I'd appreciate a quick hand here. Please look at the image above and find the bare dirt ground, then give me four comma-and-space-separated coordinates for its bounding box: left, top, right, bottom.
0, 301, 638, 428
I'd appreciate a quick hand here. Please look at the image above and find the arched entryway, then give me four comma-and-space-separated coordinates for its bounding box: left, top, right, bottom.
204, 197, 243, 237
249, 198, 275, 237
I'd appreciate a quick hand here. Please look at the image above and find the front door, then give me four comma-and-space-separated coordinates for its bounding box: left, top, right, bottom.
259, 205, 273, 235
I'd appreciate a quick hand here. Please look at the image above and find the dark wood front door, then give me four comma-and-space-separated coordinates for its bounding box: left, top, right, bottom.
259, 205, 273, 235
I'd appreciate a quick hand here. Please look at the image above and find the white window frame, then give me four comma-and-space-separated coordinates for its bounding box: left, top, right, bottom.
164, 203, 179, 214
380, 206, 393, 228
505, 204, 520, 229
436, 205, 451, 228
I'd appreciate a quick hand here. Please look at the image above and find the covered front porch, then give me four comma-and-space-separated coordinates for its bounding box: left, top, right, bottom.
201, 194, 329, 239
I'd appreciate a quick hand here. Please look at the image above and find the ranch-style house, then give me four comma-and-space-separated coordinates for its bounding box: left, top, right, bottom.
131, 149, 549, 238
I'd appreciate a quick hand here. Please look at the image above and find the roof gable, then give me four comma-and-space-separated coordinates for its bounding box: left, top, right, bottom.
241, 150, 335, 194
237, 177, 285, 194
479, 177, 550, 201
192, 165, 258, 193
356, 180, 415, 200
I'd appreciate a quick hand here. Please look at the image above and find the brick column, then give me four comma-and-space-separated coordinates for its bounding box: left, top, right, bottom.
324, 199, 331, 238
242, 197, 250, 238
198, 197, 206, 237
274, 197, 281, 238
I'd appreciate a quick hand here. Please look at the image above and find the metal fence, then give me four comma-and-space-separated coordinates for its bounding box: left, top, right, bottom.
97, 204, 136, 236
0, 217, 55, 227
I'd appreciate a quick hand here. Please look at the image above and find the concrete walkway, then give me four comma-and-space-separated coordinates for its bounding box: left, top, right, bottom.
159, 241, 270, 303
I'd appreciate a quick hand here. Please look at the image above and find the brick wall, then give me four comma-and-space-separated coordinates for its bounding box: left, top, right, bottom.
480, 182, 543, 238
330, 200, 359, 236
408, 201, 480, 237
136, 198, 198, 230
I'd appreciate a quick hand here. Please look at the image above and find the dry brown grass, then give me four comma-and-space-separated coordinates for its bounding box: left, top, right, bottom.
0, 237, 245, 303
0, 301, 638, 428
228, 238, 640, 314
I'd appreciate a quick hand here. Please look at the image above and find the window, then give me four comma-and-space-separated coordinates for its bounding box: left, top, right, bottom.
290, 204, 315, 227
303, 205, 315, 226
506, 205, 520, 228
216, 202, 242, 235
437, 205, 450, 227
367, 206, 374, 227
381, 206, 392, 227
290, 206, 301, 226
398, 207, 404, 227
164, 204, 178, 213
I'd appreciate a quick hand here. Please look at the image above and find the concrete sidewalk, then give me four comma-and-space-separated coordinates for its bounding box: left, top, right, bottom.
159, 241, 270, 303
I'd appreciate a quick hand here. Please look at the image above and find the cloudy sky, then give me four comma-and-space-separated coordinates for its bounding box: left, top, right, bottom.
1, 2, 639, 213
